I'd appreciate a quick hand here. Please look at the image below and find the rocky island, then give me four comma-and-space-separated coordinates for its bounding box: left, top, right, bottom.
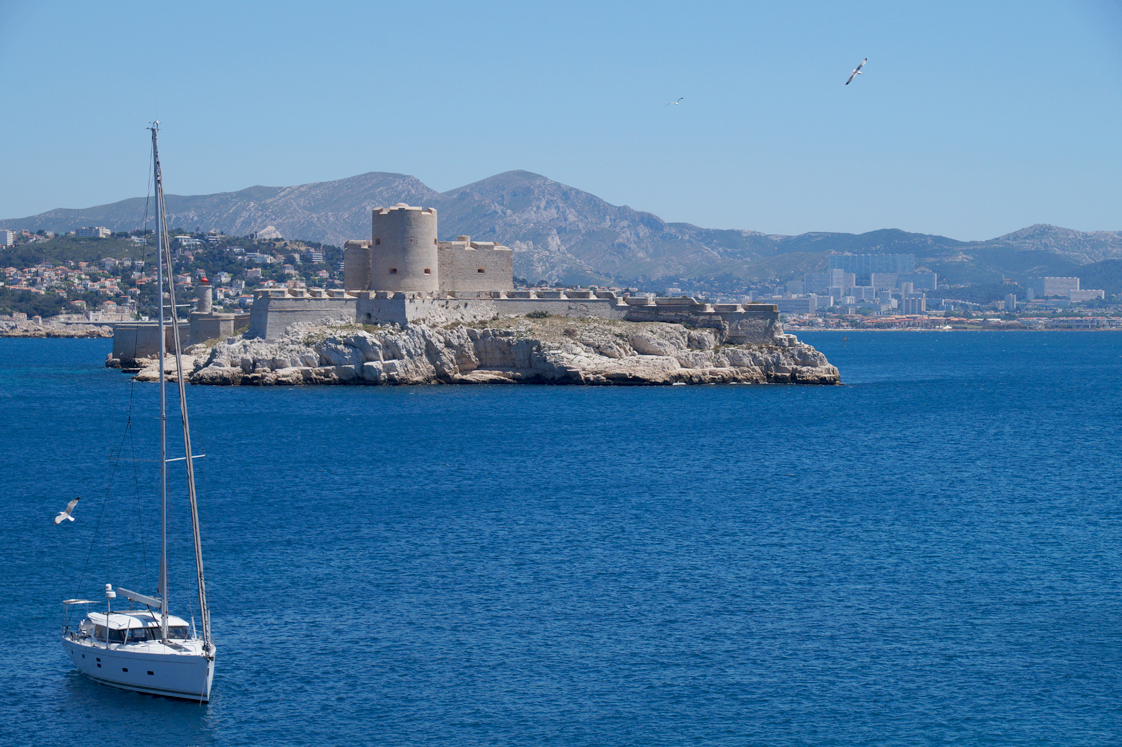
109, 202, 839, 386
119, 315, 839, 386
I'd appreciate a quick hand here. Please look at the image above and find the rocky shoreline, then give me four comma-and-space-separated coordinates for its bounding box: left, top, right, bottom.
1, 321, 114, 338
113, 316, 840, 386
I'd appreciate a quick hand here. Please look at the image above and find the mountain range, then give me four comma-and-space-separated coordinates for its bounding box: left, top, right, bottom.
5, 170, 1122, 292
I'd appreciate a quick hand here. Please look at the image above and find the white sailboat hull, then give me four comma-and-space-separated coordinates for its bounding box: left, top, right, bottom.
62, 635, 215, 702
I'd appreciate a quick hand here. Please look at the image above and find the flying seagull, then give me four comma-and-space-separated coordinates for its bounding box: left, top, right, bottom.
666, 97, 684, 106
55, 497, 80, 524
846, 58, 867, 85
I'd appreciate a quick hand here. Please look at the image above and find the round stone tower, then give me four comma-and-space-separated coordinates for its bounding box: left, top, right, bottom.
369, 204, 439, 293
197, 278, 213, 313
343, 240, 372, 290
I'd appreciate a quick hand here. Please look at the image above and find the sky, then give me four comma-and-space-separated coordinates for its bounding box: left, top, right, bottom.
1, 0, 1120, 241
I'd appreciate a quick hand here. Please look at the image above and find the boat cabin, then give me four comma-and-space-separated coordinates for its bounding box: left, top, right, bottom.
78, 610, 192, 644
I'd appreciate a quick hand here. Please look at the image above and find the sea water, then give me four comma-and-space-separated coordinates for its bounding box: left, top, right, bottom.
2, 332, 1121, 746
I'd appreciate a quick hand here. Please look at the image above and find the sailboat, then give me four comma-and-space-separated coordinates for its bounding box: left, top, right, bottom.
61, 123, 215, 702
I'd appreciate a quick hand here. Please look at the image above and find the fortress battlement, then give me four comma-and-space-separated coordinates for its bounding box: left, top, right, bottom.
114, 200, 791, 360
374, 204, 436, 216
438, 236, 511, 252
254, 288, 358, 300
240, 203, 788, 345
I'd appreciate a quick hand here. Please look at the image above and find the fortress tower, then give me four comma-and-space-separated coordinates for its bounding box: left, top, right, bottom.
369, 204, 439, 293
342, 203, 514, 295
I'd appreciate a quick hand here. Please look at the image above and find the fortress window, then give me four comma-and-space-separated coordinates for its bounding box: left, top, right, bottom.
477, 268, 486, 274
374, 238, 380, 245
389, 268, 398, 275
433, 239, 437, 245
424, 268, 431, 275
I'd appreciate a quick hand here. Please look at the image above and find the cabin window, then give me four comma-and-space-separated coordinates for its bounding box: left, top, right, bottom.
424, 268, 431, 275
148, 671, 154, 675
94, 625, 127, 643
122, 668, 128, 672
128, 626, 159, 641
168, 626, 190, 639
389, 268, 397, 275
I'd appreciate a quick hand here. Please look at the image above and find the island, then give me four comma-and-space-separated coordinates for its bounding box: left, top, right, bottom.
110, 203, 840, 386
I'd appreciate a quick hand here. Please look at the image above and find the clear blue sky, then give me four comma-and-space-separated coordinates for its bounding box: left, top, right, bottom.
2, 0, 1120, 241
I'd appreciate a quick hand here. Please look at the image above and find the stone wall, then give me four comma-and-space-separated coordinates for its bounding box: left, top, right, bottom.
491, 294, 630, 320
242, 287, 789, 347
355, 292, 501, 328
112, 311, 251, 362
247, 289, 356, 339
112, 321, 191, 363
622, 298, 784, 345
190, 312, 248, 345
437, 237, 514, 293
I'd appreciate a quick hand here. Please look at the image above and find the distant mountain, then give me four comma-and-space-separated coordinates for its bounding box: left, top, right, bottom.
13, 173, 441, 249
5, 171, 1121, 290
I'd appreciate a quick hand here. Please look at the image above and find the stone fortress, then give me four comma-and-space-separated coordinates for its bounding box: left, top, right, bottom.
243, 203, 793, 346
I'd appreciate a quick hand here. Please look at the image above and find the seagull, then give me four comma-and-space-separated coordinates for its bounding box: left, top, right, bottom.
55, 497, 80, 524
846, 58, 867, 85
665, 97, 684, 106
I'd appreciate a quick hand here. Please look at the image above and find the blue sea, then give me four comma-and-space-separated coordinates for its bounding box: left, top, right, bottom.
2, 331, 1122, 746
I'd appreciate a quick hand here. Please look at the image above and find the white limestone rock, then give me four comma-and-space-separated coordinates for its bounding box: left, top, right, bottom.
132, 353, 201, 382
187, 317, 840, 387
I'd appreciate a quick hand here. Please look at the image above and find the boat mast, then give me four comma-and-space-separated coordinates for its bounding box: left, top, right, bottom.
151, 123, 170, 642
150, 123, 212, 652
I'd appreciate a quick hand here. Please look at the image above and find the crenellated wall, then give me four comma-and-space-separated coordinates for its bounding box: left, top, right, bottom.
437, 236, 514, 293
242, 288, 788, 345
355, 291, 501, 327
247, 288, 357, 339
621, 297, 786, 344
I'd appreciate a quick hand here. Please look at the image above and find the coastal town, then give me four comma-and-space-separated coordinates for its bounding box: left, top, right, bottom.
0, 226, 339, 334
2, 227, 1121, 335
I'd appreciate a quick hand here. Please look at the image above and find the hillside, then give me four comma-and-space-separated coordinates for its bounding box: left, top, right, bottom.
5, 171, 1121, 292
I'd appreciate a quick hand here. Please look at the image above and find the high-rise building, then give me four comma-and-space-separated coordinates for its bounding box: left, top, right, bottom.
804, 268, 855, 293
900, 296, 927, 314
1027, 277, 1081, 297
